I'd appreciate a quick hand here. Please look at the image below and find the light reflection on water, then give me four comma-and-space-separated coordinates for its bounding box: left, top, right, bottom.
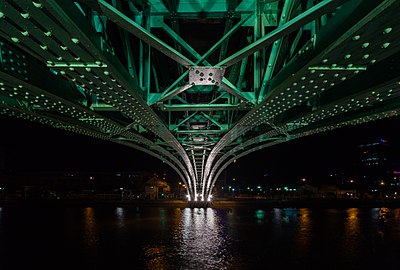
341, 208, 361, 264
137, 207, 400, 269
177, 208, 232, 270
295, 208, 312, 257
2, 206, 400, 269
115, 207, 125, 219
142, 208, 232, 270
143, 244, 170, 270
82, 207, 99, 248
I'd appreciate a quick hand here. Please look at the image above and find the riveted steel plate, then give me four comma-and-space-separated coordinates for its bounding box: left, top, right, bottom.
0, 41, 28, 80
189, 67, 225, 86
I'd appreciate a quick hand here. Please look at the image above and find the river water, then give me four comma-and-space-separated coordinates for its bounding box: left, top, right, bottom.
0, 205, 400, 269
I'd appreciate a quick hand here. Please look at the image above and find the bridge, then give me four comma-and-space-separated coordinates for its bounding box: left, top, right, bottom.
0, 0, 399, 205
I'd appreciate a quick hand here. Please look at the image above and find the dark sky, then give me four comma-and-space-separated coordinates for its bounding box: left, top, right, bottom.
1, 115, 400, 184
225, 116, 400, 185
0, 116, 169, 175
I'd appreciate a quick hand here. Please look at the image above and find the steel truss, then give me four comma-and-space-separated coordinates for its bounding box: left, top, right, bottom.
1, 0, 400, 204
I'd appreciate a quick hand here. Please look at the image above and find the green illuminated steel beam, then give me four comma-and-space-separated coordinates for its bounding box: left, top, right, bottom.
162, 23, 210, 66
98, 0, 196, 67
200, 112, 226, 130
161, 21, 254, 105
175, 130, 226, 134
154, 72, 189, 105
236, 57, 248, 89
164, 0, 184, 75
174, 95, 189, 104
253, 3, 261, 99
172, 112, 198, 131
158, 83, 194, 103
289, 28, 304, 58
112, 0, 139, 85
160, 103, 244, 111
218, 0, 238, 62
155, 12, 255, 103
217, 0, 346, 67
258, 0, 297, 103
208, 92, 229, 104
143, 4, 152, 97
193, 11, 254, 64
220, 78, 255, 103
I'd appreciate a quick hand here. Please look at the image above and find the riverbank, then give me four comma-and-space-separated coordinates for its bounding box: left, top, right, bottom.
211, 198, 400, 209
2, 198, 400, 208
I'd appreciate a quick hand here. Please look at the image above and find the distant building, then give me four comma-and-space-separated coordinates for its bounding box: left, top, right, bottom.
0, 170, 150, 200
357, 139, 396, 188
144, 176, 171, 200
318, 184, 338, 198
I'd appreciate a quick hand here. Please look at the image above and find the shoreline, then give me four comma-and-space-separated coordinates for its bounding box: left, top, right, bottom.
2, 198, 400, 208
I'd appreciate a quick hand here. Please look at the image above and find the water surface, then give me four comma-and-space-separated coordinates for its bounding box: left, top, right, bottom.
0, 206, 400, 269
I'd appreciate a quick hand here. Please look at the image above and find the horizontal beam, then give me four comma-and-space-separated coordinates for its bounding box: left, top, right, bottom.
175, 130, 226, 134
308, 66, 367, 71
160, 104, 246, 111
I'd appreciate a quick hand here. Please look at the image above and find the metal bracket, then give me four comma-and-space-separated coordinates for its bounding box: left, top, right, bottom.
189, 66, 225, 86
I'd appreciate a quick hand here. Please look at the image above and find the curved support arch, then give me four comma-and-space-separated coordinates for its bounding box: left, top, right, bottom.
115, 140, 193, 196
206, 140, 283, 197
204, 129, 284, 194
206, 107, 400, 198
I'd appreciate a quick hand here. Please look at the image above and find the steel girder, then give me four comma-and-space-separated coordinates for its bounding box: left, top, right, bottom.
1, 0, 400, 203
203, 0, 400, 198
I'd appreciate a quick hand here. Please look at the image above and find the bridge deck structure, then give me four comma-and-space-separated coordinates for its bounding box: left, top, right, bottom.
1, 0, 400, 203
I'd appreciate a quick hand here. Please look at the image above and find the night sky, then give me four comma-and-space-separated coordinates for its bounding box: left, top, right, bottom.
0, 116, 169, 175
1, 115, 400, 184
226, 115, 400, 185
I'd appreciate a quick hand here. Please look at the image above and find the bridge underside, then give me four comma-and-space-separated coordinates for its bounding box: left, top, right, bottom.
1, 0, 400, 202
